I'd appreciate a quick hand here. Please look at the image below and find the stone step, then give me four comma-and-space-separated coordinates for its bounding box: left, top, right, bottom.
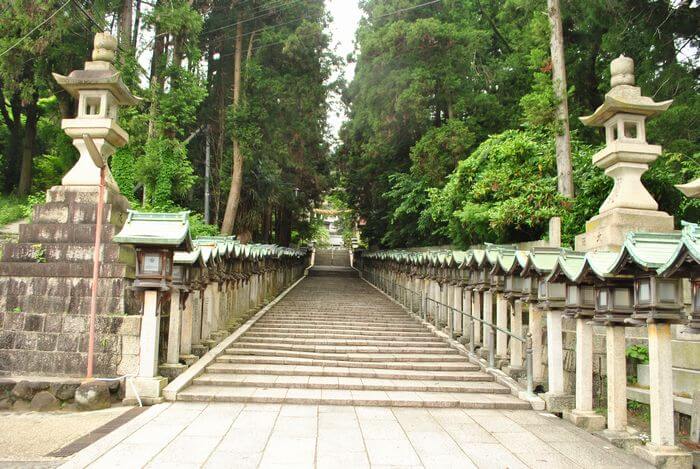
1, 242, 134, 264
193, 373, 507, 393
243, 329, 435, 339
225, 348, 463, 362
206, 362, 487, 380
19, 223, 116, 244
230, 342, 454, 354
252, 323, 425, 333
177, 385, 531, 409
235, 337, 446, 347
256, 318, 420, 327
243, 331, 437, 341
216, 355, 477, 371
32, 201, 125, 226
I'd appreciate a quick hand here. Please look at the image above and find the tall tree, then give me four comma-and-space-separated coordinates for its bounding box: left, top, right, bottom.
547, 0, 573, 198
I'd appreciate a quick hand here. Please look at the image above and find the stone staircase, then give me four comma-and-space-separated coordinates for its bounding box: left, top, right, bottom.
177, 273, 530, 409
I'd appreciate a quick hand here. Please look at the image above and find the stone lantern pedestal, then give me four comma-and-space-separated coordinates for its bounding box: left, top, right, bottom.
0, 33, 141, 379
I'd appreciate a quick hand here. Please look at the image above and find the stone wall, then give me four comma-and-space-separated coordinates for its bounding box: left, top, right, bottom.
0, 185, 140, 378
0, 311, 141, 377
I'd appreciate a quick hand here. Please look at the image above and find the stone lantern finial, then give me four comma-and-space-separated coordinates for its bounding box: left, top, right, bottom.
610, 55, 634, 87
92, 32, 117, 63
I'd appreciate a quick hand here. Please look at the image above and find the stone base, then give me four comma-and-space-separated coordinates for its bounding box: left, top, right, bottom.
191, 344, 209, 357
564, 409, 606, 431
158, 363, 187, 381
575, 208, 674, 252
180, 354, 198, 366
595, 429, 642, 451
633, 443, 692, 468
542, 392, 575, 413
503, 365, 526, 380
124, 376, 167, 404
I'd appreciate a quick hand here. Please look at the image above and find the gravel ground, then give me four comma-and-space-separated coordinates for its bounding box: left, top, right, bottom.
0, 406, 133, 466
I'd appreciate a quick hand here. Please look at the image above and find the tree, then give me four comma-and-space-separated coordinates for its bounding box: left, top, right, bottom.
547, 0, 573, 197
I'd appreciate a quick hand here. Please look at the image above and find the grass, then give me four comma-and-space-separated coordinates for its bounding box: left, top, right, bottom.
0, 195, 28, 226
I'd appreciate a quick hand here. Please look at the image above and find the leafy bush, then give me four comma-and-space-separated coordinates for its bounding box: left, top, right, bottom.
626, 345, 649, 364
0, 195, 27, 226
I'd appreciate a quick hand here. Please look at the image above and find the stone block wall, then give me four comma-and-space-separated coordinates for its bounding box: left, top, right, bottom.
0, 311, 141, 377
0, 185, 140, 378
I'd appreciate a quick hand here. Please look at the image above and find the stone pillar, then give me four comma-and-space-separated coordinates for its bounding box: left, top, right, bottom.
510, 300, 523, 369
454, 285, 463, 335
546, 309, 565, 394
529, 303, 545, 382
166, 290, 182, 364
462, 288, 472, 340
496, 293, 508, 360
179, 294, 195, 360
606, 325, 628, 433
633, 323, 691, 467
482, 290, 492, 350
565, 319, 605, 430
125, 290, 167, 404
473, 290, 482, 346
201, 284, 214, 341
544, 309, 574, 412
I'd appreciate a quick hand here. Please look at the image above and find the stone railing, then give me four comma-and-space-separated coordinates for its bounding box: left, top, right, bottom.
355, 222, 698, 464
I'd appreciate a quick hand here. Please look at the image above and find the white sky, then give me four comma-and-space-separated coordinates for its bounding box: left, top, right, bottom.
324, 0, 363, 142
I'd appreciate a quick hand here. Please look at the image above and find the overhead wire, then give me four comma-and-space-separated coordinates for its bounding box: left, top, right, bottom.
0, 0, 73, 58
202, 0, 305, 36
218, 0, 443, 58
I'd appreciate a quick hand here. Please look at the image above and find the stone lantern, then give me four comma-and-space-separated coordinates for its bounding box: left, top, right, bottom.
576, 55, 674, 252
53, 33, 140, 193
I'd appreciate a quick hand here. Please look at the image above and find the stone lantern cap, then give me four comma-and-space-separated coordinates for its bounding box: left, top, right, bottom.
174, 248, 203, 267
658, 221, 700, 277
609, 231, 683, 275
521, 247, 569, 278
490, 249, 518, 276
546, 252, 587, 284
113, 210, 192, 250
676, 178, 700, 198
580, 55, 672, 127
52, 33, 140, 106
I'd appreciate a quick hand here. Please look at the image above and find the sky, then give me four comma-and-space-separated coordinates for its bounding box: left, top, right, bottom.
324, 0, 363, 141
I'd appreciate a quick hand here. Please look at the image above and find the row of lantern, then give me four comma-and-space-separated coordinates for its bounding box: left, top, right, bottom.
357, 221, 699, 330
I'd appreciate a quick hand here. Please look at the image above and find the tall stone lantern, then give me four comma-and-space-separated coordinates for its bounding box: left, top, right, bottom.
52, 32, 139, 193
575, 55, 674, 252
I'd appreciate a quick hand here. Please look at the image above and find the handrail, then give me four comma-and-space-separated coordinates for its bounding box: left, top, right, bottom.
363, 270, 534, 395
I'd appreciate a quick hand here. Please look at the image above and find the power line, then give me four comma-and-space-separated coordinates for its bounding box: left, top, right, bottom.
219, 0, 444, 58
202, 0, 304, 36
0, 0, 73, 58
373, 0, 442, 20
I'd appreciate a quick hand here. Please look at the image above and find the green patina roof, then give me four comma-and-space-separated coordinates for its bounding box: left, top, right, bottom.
174, 248, 203, 266
113, 210, 191, 248
610, 230, 682, 274
659, 221, 700, 277
491, 249, 517, 275
573, 251, 620, 282
547, 251, 586, 283
521, 247, 568, 277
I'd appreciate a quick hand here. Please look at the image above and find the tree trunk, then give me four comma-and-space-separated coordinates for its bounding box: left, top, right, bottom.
547, 0, 574, 198
262, 204, 272, 242
18, 100, 39, 196
132, 0, 141, 49
220, 20, 244, 234
118, 0, 132, 50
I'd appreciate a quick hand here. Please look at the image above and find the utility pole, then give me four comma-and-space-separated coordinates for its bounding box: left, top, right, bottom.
204, 125, 211, 224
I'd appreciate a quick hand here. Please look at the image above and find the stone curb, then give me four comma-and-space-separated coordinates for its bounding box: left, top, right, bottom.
58, 402, 171, 469
357, 271, 546, 411
162, 274, 308, 401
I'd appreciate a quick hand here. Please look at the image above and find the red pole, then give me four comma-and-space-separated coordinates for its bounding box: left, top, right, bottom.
87, 165, 105, 378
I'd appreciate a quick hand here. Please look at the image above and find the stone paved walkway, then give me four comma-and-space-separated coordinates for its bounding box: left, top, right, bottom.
60, 401, 652, 469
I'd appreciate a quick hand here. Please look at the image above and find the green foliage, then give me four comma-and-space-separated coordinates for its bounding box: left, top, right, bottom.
626, 345, 649, 364
137, 138, 196, 209
0, 195, 26, 226
188, 213, 219, 238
